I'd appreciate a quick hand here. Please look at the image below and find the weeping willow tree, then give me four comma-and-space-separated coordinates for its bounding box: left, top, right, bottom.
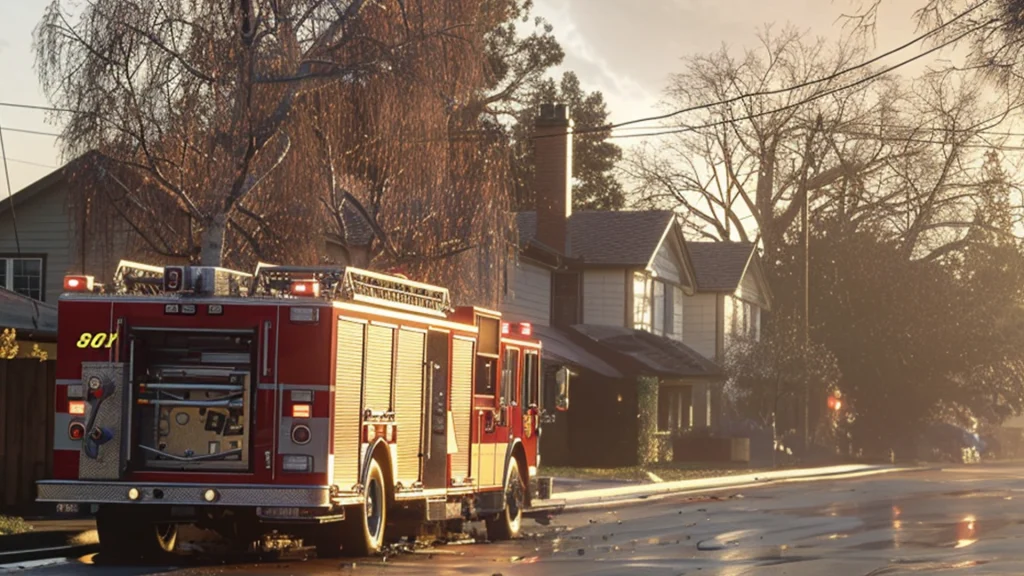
35, 0, 513, 305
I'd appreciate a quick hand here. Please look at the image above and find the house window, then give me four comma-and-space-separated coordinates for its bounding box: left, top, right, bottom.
672, 286, 683, 337
652, 281, 665, 335
658, 385, 690, 432
637, 275, 677, 337
633, 272, 652, 331
732, 300, 759, 339
0, 257, 44, 301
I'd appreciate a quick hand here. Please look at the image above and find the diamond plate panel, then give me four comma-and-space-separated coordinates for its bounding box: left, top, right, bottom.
37, 481, 331, 507
79, 363, 128, 480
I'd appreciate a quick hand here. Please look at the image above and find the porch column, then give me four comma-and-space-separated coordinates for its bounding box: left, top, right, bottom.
692, 382, 712, 429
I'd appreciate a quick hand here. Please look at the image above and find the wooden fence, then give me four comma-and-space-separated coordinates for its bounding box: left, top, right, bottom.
0, 359, 56, 513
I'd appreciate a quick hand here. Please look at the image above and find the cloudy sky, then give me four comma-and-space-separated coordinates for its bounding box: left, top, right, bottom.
0, 0, 919, 195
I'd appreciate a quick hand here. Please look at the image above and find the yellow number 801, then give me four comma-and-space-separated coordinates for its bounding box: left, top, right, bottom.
76, 332, 119, 349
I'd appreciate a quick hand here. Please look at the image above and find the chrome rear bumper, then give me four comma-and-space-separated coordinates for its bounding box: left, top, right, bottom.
37, 480, 333, 508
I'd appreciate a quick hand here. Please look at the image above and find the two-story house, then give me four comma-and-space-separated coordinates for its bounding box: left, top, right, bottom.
683, 242, 774, 433
502, 104, 752, 467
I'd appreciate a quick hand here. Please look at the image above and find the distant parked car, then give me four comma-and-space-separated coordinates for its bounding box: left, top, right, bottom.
918, 422, 985, 463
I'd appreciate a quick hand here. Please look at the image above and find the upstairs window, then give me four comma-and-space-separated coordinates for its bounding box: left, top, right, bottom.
633, 272, 652, 331
0, 256, 44, 301
636, 273, 677, 337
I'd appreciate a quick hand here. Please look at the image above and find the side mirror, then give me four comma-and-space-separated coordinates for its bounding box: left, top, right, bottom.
555, 366, 572, 412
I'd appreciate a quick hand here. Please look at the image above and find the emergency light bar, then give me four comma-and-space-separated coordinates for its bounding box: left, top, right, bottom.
63, 275, 95, 293
501, 322, 533, 337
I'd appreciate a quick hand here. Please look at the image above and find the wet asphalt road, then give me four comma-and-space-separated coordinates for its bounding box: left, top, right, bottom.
11, 463, 1024, 575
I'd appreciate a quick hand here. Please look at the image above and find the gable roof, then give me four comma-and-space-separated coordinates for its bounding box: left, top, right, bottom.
686, 242, 757, 292
0, 151, 101, 216
516, 210, 677, 266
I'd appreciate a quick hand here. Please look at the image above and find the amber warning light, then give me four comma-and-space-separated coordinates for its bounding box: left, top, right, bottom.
68, 401, 86, 415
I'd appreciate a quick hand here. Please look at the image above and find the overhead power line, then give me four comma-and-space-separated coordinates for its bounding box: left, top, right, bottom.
0, 0, 1000, 149
2, 127, 62, 137
603, 18, 995, 141
604, 0, 992, 133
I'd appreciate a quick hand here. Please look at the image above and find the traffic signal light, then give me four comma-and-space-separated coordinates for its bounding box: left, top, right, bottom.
827, 390, 843, 411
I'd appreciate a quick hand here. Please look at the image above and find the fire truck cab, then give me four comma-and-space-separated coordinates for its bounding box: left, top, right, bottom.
38, 261, 552, 559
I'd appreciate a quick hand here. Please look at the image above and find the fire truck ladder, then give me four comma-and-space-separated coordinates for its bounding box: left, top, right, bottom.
252, 263, 452, 315
113, 260, 253, 296
113, 260, 165, 295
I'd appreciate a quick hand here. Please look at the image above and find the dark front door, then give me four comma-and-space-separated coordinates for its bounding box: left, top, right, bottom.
422, 330, 450, 489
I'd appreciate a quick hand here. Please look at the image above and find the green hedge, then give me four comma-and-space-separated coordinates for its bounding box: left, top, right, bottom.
636, 376, 659, 466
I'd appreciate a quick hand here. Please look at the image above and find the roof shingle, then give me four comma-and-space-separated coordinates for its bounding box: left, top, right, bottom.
516, 210, 675, 266
686, 242, 756, 292
569, 324, 723, 379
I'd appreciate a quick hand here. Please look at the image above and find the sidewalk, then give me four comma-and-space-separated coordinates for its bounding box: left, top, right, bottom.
531, 463, 917, 512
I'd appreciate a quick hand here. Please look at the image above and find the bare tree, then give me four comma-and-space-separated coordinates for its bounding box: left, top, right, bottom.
624, 26, 895, 263
624, 24, 1016, 268
36, 0, 513, 304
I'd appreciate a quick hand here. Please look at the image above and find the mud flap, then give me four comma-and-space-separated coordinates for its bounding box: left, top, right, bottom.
79, 362, 129, 480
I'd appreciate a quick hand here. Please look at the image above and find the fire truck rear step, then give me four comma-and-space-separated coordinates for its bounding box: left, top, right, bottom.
425, 498, 463, 521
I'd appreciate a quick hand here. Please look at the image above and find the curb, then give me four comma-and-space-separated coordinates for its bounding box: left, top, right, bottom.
528, 464, 925, 514
0, 530, 95, 554
0, 544, 98, 567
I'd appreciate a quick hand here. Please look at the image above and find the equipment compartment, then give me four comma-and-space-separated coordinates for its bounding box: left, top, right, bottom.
129, 329, 255, 471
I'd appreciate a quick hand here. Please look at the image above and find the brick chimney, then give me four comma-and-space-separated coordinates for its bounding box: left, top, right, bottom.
534, 103, 573, 255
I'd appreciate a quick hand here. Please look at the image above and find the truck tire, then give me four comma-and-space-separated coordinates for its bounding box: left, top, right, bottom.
486, 458, 524, 541
96, 506, 177, 562
341, 458, 388, 556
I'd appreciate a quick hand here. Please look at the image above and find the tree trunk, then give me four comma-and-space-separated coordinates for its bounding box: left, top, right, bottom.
200, 213, 227, 266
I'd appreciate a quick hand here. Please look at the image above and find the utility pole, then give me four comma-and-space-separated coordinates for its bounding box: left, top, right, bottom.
799, 114, 822, 451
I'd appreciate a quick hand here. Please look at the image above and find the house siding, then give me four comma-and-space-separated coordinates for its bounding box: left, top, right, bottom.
501, 259, 551, 326
583, 269, 626, 327
651, 238, 681, 284
0, 186, 72, 304
682, 293, 717, 360
738, 269, 763, 306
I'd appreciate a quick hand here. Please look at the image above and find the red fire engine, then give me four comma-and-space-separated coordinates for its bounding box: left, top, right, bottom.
38, 261, 555, 559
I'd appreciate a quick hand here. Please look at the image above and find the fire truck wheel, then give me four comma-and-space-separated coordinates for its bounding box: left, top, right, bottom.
342, 458, 388, 555
486, 458, 524, 541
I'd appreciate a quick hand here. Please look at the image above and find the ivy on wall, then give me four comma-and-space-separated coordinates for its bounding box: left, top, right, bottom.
636, 375, 659, 466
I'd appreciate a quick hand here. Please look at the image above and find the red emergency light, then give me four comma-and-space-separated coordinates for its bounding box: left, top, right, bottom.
290, 281, 320, 297
501, 322, 533, 337
63, 275, 95, 292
